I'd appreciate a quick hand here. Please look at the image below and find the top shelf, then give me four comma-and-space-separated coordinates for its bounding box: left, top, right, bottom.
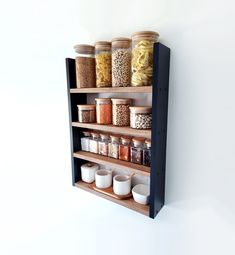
70, 86, 152, 94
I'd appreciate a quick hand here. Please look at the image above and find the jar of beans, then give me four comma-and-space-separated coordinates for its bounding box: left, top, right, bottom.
89, 133, 100, 154
95, 98, 112, 125
130, 106, 152, 129
108, 135, 120, 159
131, 31, 159, 87
95, 41, 112, 87
119, 137, 131, 161
81, 131, 91, 152
77, 105, 96, 123
98, 134, 109, 156
74, 44, 96, 88
143, 140, 151, 167
111, 98, 132, 126
111, 37, 131, 87
130, 138, 145, 165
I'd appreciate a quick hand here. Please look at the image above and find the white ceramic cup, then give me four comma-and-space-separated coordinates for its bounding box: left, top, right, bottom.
81, 162, 99, 183
132, 184, 150, 205
113, 175, 131, 196
95, 169, 112, 189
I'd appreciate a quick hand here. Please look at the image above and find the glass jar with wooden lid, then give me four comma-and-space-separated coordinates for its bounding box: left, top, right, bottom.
95, 98, 112, 124
77, 104, 96, 123
130, 106, 152, 129
95, 41, 112, 87
119, 137, 131, 161
111, 98, 132, 126
98, 133, 109, 156
108, 135, 120, 159
89, 132, 100, 154
74, 44, 96, 88
130, 137, 145, 165
143, 139, 151, 167
131, 31, 159, 87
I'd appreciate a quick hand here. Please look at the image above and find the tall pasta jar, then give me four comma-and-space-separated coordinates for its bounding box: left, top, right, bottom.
95, 41, 112, 87
111, 37, 131, 87
111, 98, 132, 126
95, 98, 112, 124
131, 31, 159, 87
74, 44, 96, 88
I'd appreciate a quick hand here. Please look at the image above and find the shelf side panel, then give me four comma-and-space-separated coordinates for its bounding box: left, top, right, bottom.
150, 43, 170, 218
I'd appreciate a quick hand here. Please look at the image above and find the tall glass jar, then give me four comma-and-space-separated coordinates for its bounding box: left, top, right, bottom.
111, 37, 131, 87
89, 133, 100, 154
143, 140, 151, 167
111, 98, 132, 126
98, 134, 109, 156
108, 135, 120, 159
119, 137, 131, 161
95, 98, 112, 124
95, 41, 112, 87
131, 31, 159, 87
131, 138, 145, 165
81, 131, 91, 152
74, 44, 96, 88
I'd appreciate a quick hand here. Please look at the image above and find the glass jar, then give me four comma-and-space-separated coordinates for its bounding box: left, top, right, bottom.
131, 138, 145, 165
81, 131, 91, 152
119, 137, 131, 161
143, 140, 151, 167
108, 135, 120, 159
131, 31, 159, 87
74, 44, 96, 88
111, 98, 132, 126
130, 106, 152, 129
95, 41, 112, 87
95, 98, 112, 124
77, 104, 96, 123
111, 37, 131, 87
89, 133, 100, 154
98, 134, 109, 156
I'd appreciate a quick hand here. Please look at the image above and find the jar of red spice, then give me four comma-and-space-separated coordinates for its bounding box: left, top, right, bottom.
119, 137, 131, 161
95, 98, 112, 124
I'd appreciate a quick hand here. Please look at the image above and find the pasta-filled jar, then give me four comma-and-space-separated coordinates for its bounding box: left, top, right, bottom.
95, 41, 112, 87
77, 104, 96, 123
81, 131, 91, 151
131, 31, 159, 87
111, 98, 132, 126
108, 135, 120, 159
95, 98, 112, 124
74, 44, 96, 88
130, 106, 152, 129
119, 137, 131, 161
89, 133, 100, 154
131, 138, 145, 165
98, 134, 109, 156
111, 37, 131, 87
143, 140, 151, 167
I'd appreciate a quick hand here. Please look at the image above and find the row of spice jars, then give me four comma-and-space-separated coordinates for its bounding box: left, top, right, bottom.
81, 131, 151, 167
74, 31, 159, 89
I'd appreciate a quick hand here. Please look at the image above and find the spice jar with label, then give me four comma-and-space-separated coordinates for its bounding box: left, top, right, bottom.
108, 135, 120, 159
112, 37, 131, 87
95, 41, 112, 87
131, 138, 145, 165
143, 140, 151, 167
119, 137, 131, 161
77, 105, 96, 123
111, 98, 132, 126
81, 131, 91, 152
131, 31, 159, 87
95, 98, 112, 124
89, 133, 100, 154
74, 44, 96, 88
130, 106, 152, 129
98, 134, 109, 156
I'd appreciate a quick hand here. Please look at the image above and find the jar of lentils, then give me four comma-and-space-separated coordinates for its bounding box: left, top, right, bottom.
111, 98, 132, 126
77, 104, 96, 123
95, 41, 112, 87
111, 37, 131, 87
130, 106, 152, 129
95, 98, 112, 125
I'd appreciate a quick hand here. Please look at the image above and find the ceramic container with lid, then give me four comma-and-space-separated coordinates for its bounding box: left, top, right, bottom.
130, 106, 152, 129
81, 162, 99, 183
95, 98, 112, 124
111, 98, 132, 126
77, 104, 96, 123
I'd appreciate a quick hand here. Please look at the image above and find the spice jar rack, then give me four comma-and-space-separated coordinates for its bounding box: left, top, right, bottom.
66, 42, 170, 219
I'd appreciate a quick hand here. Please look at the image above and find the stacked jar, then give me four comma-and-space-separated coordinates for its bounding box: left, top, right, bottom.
111, 98, 131, 126
77, 104, 96, 123
95, 98, 112, 124
130, 106, 152, 129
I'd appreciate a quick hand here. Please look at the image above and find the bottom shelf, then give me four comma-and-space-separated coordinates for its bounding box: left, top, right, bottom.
75, 181, 149, 216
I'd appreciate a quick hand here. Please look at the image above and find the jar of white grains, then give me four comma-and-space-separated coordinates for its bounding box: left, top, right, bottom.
130, 106, 152, 129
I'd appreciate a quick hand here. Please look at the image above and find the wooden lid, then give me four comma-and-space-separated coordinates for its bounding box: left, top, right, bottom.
110, 135, 120, 142
95, 41, 111, 51
74, 44, 95, 54
111, 98, 132, 104
145, 139, 151, 147
95, 98, 111, 104
77, 104, 96, 110
132, 137, 145, 146
129, 106, 152, 113
131, 31, 159, 41
111, 37, 131, 48
120, 136, 131, 143
82, 131, 91, 136
91, 132, 100, 138
100, 133, 109, 139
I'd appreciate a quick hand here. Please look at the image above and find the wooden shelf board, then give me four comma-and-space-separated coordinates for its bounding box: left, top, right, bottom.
72, 122, 151, 139
70, 86, 152, 94
75, 181, 149, 216
73, 151, 150, 176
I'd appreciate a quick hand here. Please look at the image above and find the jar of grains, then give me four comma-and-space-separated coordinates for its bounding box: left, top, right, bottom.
130, 106, 152, 129
77, 105, 96, 123
95, 98, 112, 124
81, 131, 91, 152
119, 137, 131, 161
131, 31, 159, 87
111, 98, 132, 126
89, 133, 100, 154
108, 135, 120, 159
111, 37, 131, 87
95, 41, 112, 87
143, 140, 151, 167
74, 44, 96, 88
131, 138, 145, 165
98, 134, 109, 156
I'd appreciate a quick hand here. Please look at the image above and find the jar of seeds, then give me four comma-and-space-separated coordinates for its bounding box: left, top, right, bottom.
111, 98, 132, 126
98, 134, 109, 156
130, 106, 152, 129
108, 135, 120, 159
89, 133, 100, 154
77, 105, 96, 123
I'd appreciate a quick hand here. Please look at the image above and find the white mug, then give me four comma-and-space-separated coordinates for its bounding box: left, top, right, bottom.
81, 162, 99, 183
113, 175, 131, 196
95, 169, 112, 189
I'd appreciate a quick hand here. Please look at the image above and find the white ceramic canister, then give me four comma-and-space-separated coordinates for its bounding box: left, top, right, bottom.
95, 169, 112, 189
113, 175, 131, 196
81, 162, 99, 183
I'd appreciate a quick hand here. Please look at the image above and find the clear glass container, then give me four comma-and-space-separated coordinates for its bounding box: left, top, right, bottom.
111, 98, 132, 126
74, 44, 96, 88
89, 133, 100, 154
119, 137, 131, 161
131, 138, 144, 165
77, 104, 96, 123
95, 41, 112, 87
111, 37, 131, 87
81, 131, 91, 152
131, 31, 159, 87
108, 135, 120, 159
130, 106, 152, 129
95, 98, 112, 124
98, 134, 109, 156
143, 140, 151, 167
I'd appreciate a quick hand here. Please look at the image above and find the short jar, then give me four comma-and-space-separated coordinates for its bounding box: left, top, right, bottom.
95, 98, 112, 124
81, 131, 91, 151
119, 137, 131, 161
89, 132, 100, 154
77, 104, 96, 123
108, 135, 120, 159
131, 138, 145, 165
130, 106, 152, 129
143, 140, 151, 167
111, 98, 132, 126
98, 134, 109, 156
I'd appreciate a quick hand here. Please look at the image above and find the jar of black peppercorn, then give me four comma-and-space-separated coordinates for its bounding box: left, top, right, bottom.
130, 138, 145, 165
143, 140, 151, 167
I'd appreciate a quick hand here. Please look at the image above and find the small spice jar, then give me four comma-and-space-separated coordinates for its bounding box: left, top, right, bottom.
98, 134, 109, 156
95, 98, 112, 124
81, 131, 91, 152
131, 138, 145, 165
112, 37, 131, 87
119, 137, 131, 161
74, 44, 96, 88
143, 140, 151, 167
111, 98, 132, 126
95, 41, 112, 87
130, 106, 152, 129
89, 132, 100, 154
131, 31, 159, 87
108, 135, 120, 159
77, 105, 96, 123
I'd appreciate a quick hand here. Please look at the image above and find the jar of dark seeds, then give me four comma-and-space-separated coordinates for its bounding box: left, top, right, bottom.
143, 140, 151, 167
130, 106, 152, 129
130, 138, 145, 165
111, 98, 132, 126
77, 105, 96, 123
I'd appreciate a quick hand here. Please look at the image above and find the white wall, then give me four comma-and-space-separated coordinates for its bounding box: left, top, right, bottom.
0, 0, 235, 254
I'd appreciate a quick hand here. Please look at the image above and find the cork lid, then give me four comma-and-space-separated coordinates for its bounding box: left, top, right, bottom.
77, 104, 96, 110
129, 106, 152, 114
82, 131, 91, 137
110, 135, 120, 142
111, 98, 132, 104
95, 98, 111, 104
74, 44, 95, 54
91, 132, 100, 138
145, 139, 151, 147
100, 133, 109, 140
95, 41, 111, 51
120, 136, 131, 144
131, 31, 159, 42
132, 137, 145, 146
111, 37, 131, 48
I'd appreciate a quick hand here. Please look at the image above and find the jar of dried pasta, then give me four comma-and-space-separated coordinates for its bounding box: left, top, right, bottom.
111, 98, 132, 126
74, 44, 96, 88
130, 106, 152, 129
95, 41, 112, 87
77, 104, 96, 123
111, 37, 131, 87
95, 98, 112, 124
131, 31, 159, 87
